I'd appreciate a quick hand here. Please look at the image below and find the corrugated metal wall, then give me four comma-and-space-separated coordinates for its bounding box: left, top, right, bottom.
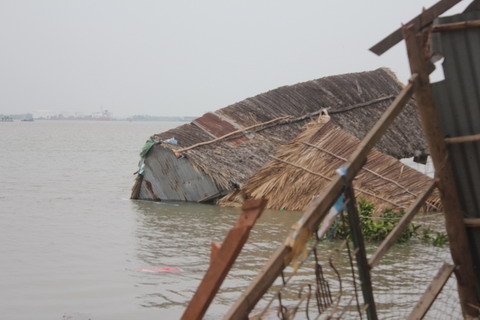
431, 10, 480, 291
139, 145, 222, 202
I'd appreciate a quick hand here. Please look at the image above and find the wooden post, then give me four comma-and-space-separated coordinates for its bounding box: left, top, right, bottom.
181, 198, 267, 320
344, 184, 378, 320
403, 24, 480, 318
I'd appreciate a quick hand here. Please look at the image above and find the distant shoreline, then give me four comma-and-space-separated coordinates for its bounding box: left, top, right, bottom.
0, 114, 197, 122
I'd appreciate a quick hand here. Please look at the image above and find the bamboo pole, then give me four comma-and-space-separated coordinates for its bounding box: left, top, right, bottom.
403, 24, 480, 318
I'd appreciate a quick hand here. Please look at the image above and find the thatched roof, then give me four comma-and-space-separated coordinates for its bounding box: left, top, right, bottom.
134, 68, 428, 203
218, 119, 440, 214
132, 69, 425, 205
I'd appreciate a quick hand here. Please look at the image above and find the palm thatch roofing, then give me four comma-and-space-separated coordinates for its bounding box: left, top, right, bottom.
217, 118, 440, 214
132, 68, 429, 205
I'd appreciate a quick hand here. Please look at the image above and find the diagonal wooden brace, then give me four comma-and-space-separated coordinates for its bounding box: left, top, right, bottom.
181, 198, 268, 320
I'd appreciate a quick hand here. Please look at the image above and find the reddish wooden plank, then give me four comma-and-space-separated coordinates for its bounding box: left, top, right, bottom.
193, 112, 248, 146
181, 198, 267, 320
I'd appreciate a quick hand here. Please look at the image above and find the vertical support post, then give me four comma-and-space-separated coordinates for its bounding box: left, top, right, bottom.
344, 184, 378, 320
403, 24, 480, 318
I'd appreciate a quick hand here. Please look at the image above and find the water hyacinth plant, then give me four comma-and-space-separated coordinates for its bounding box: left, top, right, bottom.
325, 198, 447, 246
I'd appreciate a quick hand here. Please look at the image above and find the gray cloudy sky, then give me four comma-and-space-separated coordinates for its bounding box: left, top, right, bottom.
0, 1, 469, 118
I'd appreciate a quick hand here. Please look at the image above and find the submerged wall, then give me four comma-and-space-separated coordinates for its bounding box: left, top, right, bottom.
137, 145, 223, 202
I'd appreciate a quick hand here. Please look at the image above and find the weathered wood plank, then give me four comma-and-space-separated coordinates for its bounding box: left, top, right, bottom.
369, 181, 436, 268
407, 263, 455, 320
464, 218, 480, 228
181, 198, 267, 320
433, 19, 480, 32
370, 0, 463, 55
404, 24, 480, 317
445, 133, 480, 144
224, 78, 417, 320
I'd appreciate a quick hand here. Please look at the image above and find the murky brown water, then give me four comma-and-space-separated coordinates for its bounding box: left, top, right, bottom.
0, 120, 459, 319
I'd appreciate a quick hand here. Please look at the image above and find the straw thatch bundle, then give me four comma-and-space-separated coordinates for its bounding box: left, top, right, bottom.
217, 119, 440, 214
132, 68, 430, 204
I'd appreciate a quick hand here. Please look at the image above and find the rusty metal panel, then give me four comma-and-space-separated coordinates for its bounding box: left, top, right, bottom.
192, 112, 248, 146
431, 10, 480, 290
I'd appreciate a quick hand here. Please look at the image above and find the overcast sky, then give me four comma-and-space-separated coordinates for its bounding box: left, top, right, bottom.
0, 1, 470, 118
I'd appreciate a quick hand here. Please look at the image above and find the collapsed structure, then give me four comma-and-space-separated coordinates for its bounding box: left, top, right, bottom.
131, 68, 437, 211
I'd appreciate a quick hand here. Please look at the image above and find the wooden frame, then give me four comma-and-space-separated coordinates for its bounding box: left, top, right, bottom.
223, 77, 417, 320
404, 24, 480, 318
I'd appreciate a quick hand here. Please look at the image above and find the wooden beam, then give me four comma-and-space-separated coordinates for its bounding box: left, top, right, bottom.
407, 263, 455, 320
445, 133, 480, 144
404, 24, 480, 318
464, 218, 480, 228
344, 184, 378, 320
181, 198, 267, 320
369, 181, 436, 268
370, 0, 463, 55
224, 78, 417, 320
433, 19, 480, 32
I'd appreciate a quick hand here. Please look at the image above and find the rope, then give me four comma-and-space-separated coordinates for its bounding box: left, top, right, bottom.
174, 115, 292, 155
172, 95, 395, 156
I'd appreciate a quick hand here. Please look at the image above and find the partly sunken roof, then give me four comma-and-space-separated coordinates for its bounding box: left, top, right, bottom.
218, 119, 440, 213
134, 68, 428, 203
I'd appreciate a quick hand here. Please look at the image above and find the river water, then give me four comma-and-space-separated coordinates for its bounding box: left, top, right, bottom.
0, 120, 459, 319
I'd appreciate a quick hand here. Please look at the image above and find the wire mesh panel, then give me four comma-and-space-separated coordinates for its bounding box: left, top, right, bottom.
241, 212, 460, 320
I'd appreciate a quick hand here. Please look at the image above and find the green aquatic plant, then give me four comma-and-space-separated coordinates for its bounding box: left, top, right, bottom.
326, 198, 447, 246
421, 228, 449, 247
